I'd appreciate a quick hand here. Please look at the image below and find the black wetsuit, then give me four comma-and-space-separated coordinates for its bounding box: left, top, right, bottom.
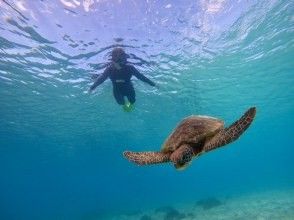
91, 63, 155, 105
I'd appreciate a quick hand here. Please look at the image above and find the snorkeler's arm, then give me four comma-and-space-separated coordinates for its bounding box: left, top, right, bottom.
89, 68, 109, 91
132, 66, 156, 86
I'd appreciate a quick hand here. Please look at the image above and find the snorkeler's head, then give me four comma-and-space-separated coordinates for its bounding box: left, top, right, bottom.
111, 47, 129, 64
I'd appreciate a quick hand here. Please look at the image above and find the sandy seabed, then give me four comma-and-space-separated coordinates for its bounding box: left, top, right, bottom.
107, 190, 294, 220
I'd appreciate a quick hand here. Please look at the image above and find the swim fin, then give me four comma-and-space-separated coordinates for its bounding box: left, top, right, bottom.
123, 102, 134, 112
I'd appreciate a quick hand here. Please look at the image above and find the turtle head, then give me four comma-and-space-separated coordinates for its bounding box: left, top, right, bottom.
170, 145, 193, 170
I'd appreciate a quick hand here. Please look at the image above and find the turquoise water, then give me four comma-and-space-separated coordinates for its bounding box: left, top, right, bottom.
0, 1, 293, 219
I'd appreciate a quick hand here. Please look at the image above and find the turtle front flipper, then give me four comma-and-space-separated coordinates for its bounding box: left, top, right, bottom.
123, 151, 171, 165
203, 107, 256, 152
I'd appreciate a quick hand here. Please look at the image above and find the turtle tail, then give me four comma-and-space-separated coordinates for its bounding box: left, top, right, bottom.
123, 151, 171, 165
203, 107, 256, 152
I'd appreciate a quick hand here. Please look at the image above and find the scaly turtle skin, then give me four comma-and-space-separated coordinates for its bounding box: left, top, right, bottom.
123, 107, 256, 170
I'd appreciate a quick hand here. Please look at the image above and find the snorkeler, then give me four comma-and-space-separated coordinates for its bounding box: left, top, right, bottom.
89, 48, 157, 112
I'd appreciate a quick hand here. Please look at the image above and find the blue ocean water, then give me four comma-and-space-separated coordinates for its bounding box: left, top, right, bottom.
0, 0, 293, 219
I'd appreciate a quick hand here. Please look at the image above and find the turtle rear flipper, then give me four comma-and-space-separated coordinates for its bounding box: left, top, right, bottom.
123, 151, 171, 165
203, 107, 256, 152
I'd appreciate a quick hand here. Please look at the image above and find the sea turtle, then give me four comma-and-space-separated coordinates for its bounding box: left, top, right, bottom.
123, 107, 256, 170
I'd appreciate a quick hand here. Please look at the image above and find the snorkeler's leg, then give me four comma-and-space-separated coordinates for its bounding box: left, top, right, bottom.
113, 87, 125, 105
128, 86, 136, 105
113, 87, 133, 112
125, 86, 136, 111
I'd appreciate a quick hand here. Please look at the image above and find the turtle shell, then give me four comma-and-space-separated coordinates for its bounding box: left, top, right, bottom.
161, 116, 224, 153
